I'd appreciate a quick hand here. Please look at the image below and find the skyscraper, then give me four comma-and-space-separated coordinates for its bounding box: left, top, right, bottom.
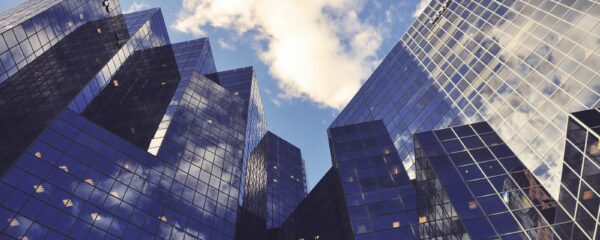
236, 131, 307, 239
328, 120, 419, 239
414, 122, 574, 239
0, 1, 265, 239
331, 0, 600, 199
559, 108, 600, 239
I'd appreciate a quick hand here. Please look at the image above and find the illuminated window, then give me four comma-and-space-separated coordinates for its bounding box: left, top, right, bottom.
273, 179, 278, 183
392, 167, 400, 175
96, 28, 102, 33
234, 92, 239, 96
583, 190, 594, 200
34, 151, 42, 159
33, 184, 45, 193
161, 82, 166, 86
110, 191, 119, 198
419, 216, 427, 223
159, 216, 168, 222
290, 175, 295, 179
9, 218, 19, 227
63, 199, 73, 207
85, 179, 95, 186
273, 165, 278, 170
112, 80, 119, 87
207, 119, 213, 124
123, 162, 131, 170
468, 201, 478, 209
59, 165, 69, 172
314, 236, 320, 240
90, 213, 101, 221
392, 221, 400, 228
79, 14, 84, 20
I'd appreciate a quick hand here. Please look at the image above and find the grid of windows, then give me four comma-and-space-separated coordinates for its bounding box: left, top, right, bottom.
0, 0, 119, 83
0, 10, 160, 175
328, 120, 418, 239
414, 122, 578, 239
331, 0, 600, 199
241, 131, 307, 229
558, 108, 600, 239
68, 8, 171, 113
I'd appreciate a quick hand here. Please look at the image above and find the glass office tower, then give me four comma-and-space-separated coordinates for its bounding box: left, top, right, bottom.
238, 131, 307, 237
0, 1, 265, 239
414, 122, 576, 239
332, 0, 600, 199
559, 108, 600, 239
328, 120, 419, 239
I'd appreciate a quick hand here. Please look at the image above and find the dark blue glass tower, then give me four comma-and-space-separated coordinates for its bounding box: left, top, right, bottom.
558, 108, 600, 239
328, 120, 418, 239
0, 1, 265, 239
236, 131, 307, 239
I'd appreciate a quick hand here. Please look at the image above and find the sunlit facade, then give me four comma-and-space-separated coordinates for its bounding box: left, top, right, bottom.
0, 0, 263, 239
332, 0, 600, 199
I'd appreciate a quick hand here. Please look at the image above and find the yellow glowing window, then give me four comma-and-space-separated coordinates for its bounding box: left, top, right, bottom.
85, 179, 95, 186
112, 80, 119, 87
159, 216, 168, 222
110, 191, 119, 198
34, 184, 45, 193
419, 216, 427, 224
59, 165, 69, 172
123, 162, 130, 170
34, 151, 42, 159
63, 199, 73, 207
90, 213, 101, 221
392, 221, 400, 228
583, 190, 594, 200
468, 201, 478, 209
392, 167, 400, 175
9, 218, 19, 227
314, 236, 320, 240
97, 28, 102, 33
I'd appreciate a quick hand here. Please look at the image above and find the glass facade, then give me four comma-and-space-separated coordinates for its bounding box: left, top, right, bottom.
239, 131, 307, 232
414, 122, 574, 239
328, 120, 419, 239
0, 1, 265, 239
0, 7, 168, 174
331, 0, 600, 199
559, 108, 600, 239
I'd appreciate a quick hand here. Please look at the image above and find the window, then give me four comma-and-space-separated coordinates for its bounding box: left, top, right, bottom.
33, 184, 44, 193
62, 199, 73, 207
84, 179, 95, 186
112, 80, 119, 87
34, 152, 42, 159
159, 216, 168, 222
392, 221, 400, 228
90, 213, 101, 221
419, 216, 427, 223
59, 165, 69, 172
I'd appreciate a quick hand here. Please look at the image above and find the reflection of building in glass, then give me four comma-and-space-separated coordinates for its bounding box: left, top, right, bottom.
331, 0, 600, 198
236, 131, 307, 240
558, 108, 600, 239
0, 1, 265, 239
414, 122, 573, 239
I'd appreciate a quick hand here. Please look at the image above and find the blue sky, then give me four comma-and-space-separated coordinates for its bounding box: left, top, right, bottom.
0, 0, 424, 189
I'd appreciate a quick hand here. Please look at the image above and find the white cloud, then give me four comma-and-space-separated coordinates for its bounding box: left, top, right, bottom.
125, 1, 148, 13
174, 0, 386, 109
412, 0, 431, 18
218, 38, 236, 50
